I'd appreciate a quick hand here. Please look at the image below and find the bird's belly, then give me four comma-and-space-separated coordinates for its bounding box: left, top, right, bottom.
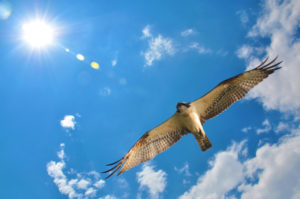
183, 112, 202, 133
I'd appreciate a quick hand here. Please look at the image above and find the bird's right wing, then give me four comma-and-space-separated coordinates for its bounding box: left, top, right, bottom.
191, 57, 282, 124
102, 114, 188, 179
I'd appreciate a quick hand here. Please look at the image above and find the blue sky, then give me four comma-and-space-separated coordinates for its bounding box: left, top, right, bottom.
1, 0, 300, 198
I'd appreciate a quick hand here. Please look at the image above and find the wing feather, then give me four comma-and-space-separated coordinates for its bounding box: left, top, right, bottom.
191, 56, 282, 123
102, 114, 188, 179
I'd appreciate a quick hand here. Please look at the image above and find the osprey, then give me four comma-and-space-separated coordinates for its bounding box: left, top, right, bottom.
103, 57, 282, 179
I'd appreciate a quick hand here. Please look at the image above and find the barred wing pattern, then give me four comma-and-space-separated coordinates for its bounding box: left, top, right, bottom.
192, 57, 282, 123
102, 114, 188, 179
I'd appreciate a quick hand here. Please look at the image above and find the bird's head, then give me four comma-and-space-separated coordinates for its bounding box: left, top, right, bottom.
176, 102, 191, 113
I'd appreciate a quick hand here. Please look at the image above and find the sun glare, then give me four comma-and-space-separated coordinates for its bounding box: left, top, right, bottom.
22, 19, 55, 48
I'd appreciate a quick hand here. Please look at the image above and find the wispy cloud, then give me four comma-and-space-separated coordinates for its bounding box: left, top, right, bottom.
238, 0, 300, 113
60, 115, 76, 130
141, 25, 176, 66
141, 26, 226, 66
256, 119, 272, 134
136, 163, 167, 199
99, 195, 117, 199
188, 42, 212, 54
275, 122, 290, 134
46, 144, 105, 199
174, 162, 191, 177
99, 87, 111, 97
236, 45, 253, 59
216, 49, 228, 57
236, 10, 249, 25
142, 25, 152, 38
241, 126, 252, 133
181, 29, 195, 37
236, 45, 264, 60
117, 177, 129, 189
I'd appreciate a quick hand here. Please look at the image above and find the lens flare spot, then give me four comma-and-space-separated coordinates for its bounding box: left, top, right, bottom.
76, 54, 85, 61
90, 61, 100, 70
65, 48, 70, 52
0, 1, 12, 20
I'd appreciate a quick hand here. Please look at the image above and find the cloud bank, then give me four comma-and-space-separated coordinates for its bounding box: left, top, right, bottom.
180, 127, 300, 199
237, 0, 300, 113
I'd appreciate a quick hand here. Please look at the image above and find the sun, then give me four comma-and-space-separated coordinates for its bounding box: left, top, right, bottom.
22, 19, 55, 48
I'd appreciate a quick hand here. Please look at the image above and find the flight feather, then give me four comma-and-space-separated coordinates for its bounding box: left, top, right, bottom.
191, 56, 282, 123
102, 114, 188, 179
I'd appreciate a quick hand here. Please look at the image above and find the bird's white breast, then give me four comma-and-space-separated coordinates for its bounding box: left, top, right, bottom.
181, 109, 202, 133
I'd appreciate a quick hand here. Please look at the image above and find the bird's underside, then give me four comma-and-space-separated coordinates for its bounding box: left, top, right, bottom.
102, 56, 282, 179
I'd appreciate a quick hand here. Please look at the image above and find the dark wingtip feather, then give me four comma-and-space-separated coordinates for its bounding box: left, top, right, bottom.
256, 56, 269, 69
102, 163, 120, 174
264, 61, 282, 70
104, 163, 123, 179
105, 158, 122, 166
102, 157, 126, 179
255, 56, 282, 73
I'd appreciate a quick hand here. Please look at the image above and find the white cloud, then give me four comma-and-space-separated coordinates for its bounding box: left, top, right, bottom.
174, 162, 191, 177
241, 126, 252, 133
236, 45, 253, 59
94, 179, 105, 189
141, 26, 219, 65
236, 45, 264, 60
275, 122, 290, 133
238, 0, 300, 113
239, 127, 300, 199
181, 29, 195, 37
189, 42, 211, 54
256, 119, 272, 134
47, 159, 79, 198
46, 144, 106, 199
99, 195, 117, 199
142, 25, 152, 38
179, 142, 245, 199
60, 115, 76, 130
141, 25, 176, 66
136, 163, 167, 199
84, 187, 96, 197
77, 179, 90, 190
179, 124, 300, 199
57, 147, 65, 159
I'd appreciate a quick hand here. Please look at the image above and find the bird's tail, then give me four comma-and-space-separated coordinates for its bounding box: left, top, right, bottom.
193, 131, 212, 152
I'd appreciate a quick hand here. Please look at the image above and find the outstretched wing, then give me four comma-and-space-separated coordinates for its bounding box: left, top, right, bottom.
102, 114, 188, 179
191, 56, 282, 124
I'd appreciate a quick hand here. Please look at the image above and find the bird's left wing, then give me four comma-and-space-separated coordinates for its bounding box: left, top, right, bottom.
102, 114, 188, 179
191, 56, 282, 124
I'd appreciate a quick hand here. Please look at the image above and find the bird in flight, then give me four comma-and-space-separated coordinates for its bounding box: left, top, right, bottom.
103, 56, 282, 179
